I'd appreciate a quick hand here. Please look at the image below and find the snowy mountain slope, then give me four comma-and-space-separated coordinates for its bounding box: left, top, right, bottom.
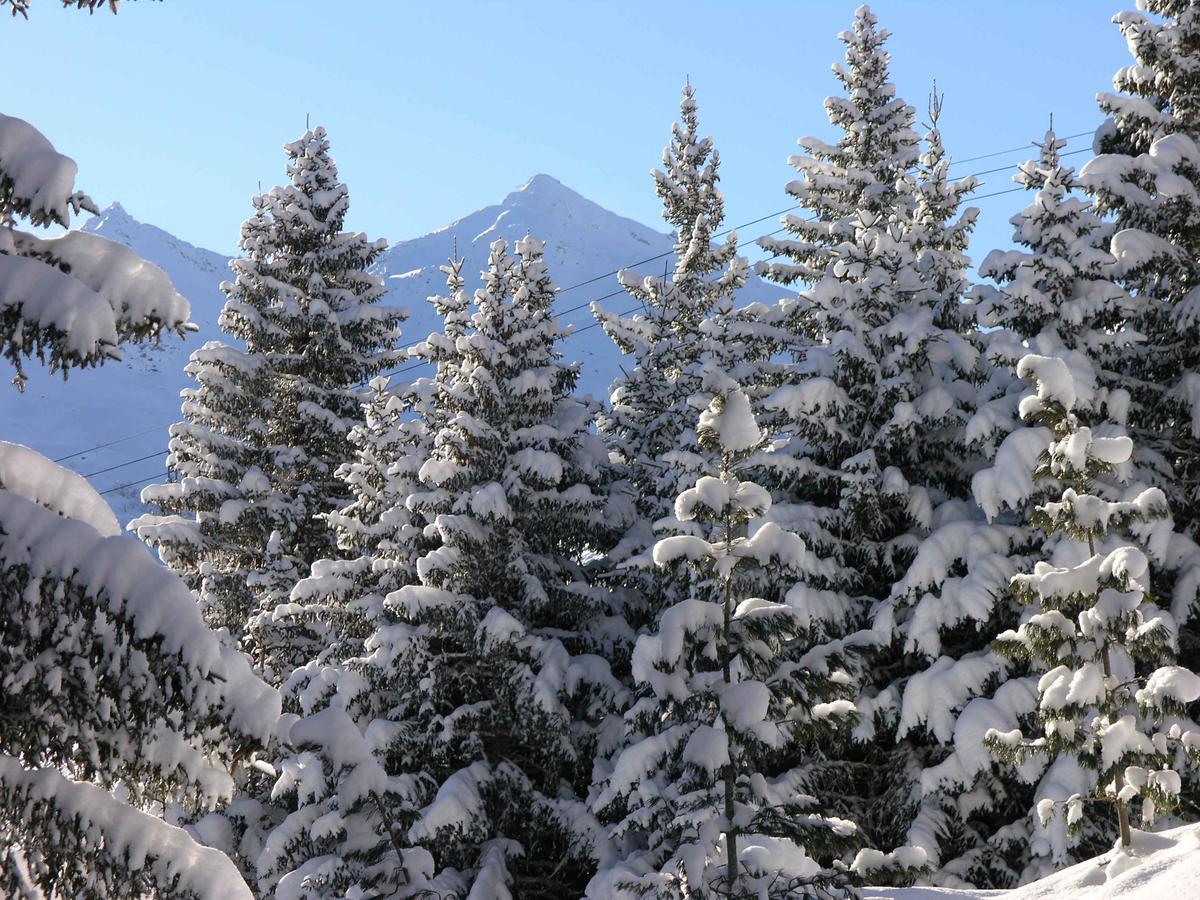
377, 173, 790, 400
0, 203, 228, 524
0, 177, 791, 524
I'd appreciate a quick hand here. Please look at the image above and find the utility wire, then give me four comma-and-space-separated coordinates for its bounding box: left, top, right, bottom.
61, 137, 1087, 482
964, 146, 1088, 179
53, 424, 167, 463
100, 471, 169, 496
949, 130, 1092, 166
372, 181, 1028, 383
81, 450, 165, 479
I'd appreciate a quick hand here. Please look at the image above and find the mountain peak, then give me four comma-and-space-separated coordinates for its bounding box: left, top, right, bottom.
507, 173, 584, 207
82, 201, 140, 236
520, 173, 566, 191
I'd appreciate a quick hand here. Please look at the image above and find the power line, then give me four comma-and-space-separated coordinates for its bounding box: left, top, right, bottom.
53, 424, 166, 463
964, 146, 1088, 179
372, 182, 1029, 383
547, 130, 1094, 300
82, 450, 164, 479
100, 471, 169, 496
60, 138, 1087, 477
948, 129, 1092, 166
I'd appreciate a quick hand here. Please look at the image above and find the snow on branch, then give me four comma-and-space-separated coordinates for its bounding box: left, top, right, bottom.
0, 440, 119, 534
0, 113, 191, 387
0, 753, 252, 900
0, 475, 281, 749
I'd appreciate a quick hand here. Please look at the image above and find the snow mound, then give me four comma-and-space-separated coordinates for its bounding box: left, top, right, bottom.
862, 822, 1200, 899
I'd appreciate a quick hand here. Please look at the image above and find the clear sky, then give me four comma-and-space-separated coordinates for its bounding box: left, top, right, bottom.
8, 0, 1132, 259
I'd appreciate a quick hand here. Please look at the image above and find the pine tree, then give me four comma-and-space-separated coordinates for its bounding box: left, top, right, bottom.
977, 128, 1140, 370
248, 374, 423, 680
883, 128, 1138, 885
754, 6, 979, 859
909, 86, 978, 335
1, 3, 278, 894
0, 112, 190, 388
588, 377, 868, 899
1079, 1, 1200, 537
831, 92, 1009, 884
0, 80, 273, 897
258, 237, 623, 899
985, 354, 1200, 853
594, 83, 749, 634
0, 444, 281, 899
132, 127, 402, 678
907, 129, 1200, 885
240, 264, 467, 896
758, 4, 919, 288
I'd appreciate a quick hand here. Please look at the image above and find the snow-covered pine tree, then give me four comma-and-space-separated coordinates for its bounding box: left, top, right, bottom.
902, 129, 1200, 885
132, 127, 402, 679
594, 83, 749, 634
976, 128, 1138, 364
908, 85, 978, 334
234, 263, 468, 895
753, 5, 978, 858
0, 443, 282, 900
1079, 1, 1200, 543
258, 236, 624, 899
248, 373, 424, 681
0, 111, 190, 389
588, 373, 870, 899
834, 90, 1012, 884
0, 100, 278, 897
880, 128, 1138, 885
758, 4, 919, 288
984, 353, 1200, 851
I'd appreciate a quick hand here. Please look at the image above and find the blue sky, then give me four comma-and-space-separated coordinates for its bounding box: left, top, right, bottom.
10, 1, 1131, 260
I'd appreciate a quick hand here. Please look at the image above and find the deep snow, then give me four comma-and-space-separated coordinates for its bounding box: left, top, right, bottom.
863, 822, 1200, 899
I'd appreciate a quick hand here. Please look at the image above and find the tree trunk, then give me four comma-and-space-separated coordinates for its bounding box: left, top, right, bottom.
722, 514, 738, 893
1101, 643, 1134, 848
1089, 532, 1133, 849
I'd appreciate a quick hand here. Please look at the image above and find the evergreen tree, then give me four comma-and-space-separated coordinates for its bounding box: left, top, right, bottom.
0, 444, 281, 899
0, 112, 190, 388
0, 83, 274, 898
758, 4, 919, 288
985, 354, 1200, 852
240, 264, 468, 895
904, 129, 1200, 885
884, 129, 1143, 885
909, 86, 979, 335
978, 128, 1140, 369
594, 83, 749, 635
258, 237, 623, 899
588, 378, 867, 899
1079, 1, 1200, 535
754, 6, 977, 859
132, 126, 402, 678
249, 374, 423, 679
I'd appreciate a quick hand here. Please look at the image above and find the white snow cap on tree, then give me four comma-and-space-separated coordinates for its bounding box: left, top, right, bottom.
0, 113, 191, 388
591, 386, 875, 899
0, 442, 280, 898
985, 352, 1200, 860
133, 125, 402, 674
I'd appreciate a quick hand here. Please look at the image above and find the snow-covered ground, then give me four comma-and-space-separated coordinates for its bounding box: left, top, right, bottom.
863, 823, 1200, 899
0, 174, 790, 525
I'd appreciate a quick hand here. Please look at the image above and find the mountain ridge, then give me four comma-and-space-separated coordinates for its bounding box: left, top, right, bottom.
0, 174, 791, 523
